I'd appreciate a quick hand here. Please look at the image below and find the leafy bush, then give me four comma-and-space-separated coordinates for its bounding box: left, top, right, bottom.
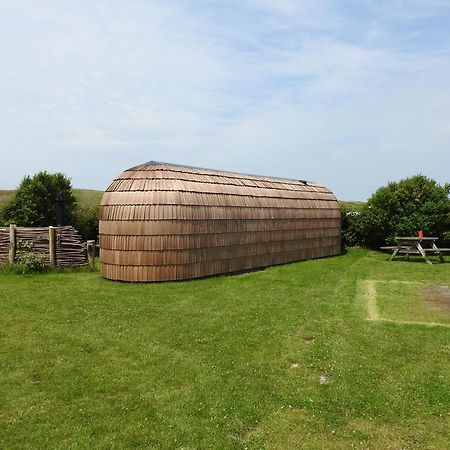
350, 175, 450, 248
2, 172, 77, 226
73, 205, 100, 241
13, 252, 48, 274
4, 240, 49, 274
340, 206, 361, 247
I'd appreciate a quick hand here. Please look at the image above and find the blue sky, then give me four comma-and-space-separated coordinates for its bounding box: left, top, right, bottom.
1, 0, 449, 200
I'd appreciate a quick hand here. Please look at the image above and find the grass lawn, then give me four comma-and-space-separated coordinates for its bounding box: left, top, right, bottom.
0, 248, 449, 449
374, 281, 450, 326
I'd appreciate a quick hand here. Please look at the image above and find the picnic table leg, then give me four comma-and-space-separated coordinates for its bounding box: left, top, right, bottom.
432, 242, 445, 263
415, 242, 433, 265
389, 244, 402, 261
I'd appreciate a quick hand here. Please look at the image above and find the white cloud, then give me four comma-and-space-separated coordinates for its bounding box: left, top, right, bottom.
0, 1, 449, 199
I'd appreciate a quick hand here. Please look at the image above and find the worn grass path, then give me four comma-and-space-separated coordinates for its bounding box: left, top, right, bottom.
0, 249, 449, 449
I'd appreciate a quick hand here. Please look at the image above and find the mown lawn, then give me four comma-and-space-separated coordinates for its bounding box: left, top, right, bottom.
0, 249, 449, 449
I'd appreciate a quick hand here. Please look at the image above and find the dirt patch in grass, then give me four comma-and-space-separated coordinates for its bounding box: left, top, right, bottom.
422, 285, 450, 314
364, 280, 450, 327
254, 407, 450, 450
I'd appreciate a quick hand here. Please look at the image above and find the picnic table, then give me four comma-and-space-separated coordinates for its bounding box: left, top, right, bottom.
381, 237, 450, 265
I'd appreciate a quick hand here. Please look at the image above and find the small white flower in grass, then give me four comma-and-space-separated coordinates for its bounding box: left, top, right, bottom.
319, 374, 331, 385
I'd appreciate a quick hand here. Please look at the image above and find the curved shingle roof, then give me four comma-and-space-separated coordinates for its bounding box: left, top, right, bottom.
99, 162, 341, 281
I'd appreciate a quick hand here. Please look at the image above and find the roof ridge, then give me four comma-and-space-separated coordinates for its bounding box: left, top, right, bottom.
128, 161, 313, 185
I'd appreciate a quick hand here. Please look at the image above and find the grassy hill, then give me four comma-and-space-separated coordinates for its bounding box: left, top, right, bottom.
72, 189, 104, 207
339, 200, 366, 212
0, 189, 104, 208
1, 189, 365, 211
0, 190, 16, 206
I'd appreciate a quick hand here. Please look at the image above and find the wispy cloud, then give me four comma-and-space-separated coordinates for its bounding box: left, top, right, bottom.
0, 0, 449, 198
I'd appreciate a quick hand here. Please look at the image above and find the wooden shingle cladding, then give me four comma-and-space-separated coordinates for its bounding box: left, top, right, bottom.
99, 162, 341, 282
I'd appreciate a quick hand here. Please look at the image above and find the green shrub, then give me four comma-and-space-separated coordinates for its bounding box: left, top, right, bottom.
3, 240, 49, 274
72, 205, 99, 241
13, 252, 48, 274
353, 175, 450, 248
340, 206, 361, 247
2, 172, 77, 226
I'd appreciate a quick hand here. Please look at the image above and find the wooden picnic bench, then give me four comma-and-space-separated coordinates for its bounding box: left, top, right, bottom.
381, 237, 450, 265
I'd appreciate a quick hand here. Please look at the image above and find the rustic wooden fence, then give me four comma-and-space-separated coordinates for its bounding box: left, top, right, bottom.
0, 225, 87, 267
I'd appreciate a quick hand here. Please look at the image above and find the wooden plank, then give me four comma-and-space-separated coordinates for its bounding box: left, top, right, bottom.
415, 242, 433, 265
49, 226, 56, 266
87, 240, 96, 269
9, 224, 16, 264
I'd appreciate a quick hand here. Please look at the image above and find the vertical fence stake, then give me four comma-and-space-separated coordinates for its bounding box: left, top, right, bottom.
9, 224, 16, 264
87, 240, 96, 269
49, 226, 56, 266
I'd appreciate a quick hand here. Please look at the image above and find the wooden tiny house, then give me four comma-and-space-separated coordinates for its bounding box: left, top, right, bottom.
99, 162, 341, 281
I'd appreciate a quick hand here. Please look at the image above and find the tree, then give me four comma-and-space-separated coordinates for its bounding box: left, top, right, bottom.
353, 174, 450, 247
2, 171, 77, 226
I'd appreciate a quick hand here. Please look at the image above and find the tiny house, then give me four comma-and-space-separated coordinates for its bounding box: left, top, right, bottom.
99, 162, 341, 281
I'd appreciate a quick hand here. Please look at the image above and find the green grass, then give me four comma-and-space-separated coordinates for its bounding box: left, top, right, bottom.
375, 281, 450, 326
0, 189, 103, 209
72, 189, 104, 207
0, 249, 449, 449
0, 190, 16, 206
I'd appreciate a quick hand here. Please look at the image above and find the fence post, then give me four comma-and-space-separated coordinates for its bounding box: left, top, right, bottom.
87, 240, 96, 269
49, 226, 56, 266
9, 224, 16, 264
